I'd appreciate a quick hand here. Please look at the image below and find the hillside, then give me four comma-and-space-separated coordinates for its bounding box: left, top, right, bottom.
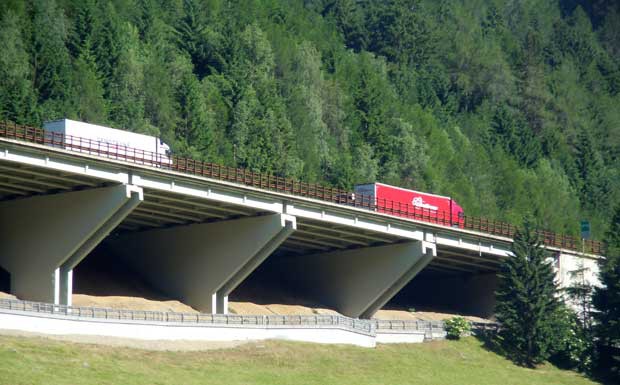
0, 334, 600, 385
0, 0, 618, 238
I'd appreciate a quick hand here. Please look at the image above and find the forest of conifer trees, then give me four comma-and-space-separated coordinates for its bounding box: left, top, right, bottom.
0, 0, 618, 240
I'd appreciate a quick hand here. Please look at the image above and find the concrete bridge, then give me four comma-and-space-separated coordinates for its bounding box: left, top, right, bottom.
0, 123, 603, 319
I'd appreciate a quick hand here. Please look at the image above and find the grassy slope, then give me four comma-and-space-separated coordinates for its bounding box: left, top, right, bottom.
0, 335, 598, 385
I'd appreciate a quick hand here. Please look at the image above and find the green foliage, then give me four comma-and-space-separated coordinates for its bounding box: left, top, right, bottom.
0, 10, 36, 123
444, 316, 471, 340
495, 220, 560, 367
31, 0, 74, 120
564, 263, 595, 332
557, 248, 596, 375
0, 0, 618, 239
550, 305, 594, 373
72, 39, 107, 123
592, 204, 620, 381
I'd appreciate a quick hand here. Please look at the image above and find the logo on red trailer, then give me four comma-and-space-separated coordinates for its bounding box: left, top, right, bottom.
412, 196, 438, 211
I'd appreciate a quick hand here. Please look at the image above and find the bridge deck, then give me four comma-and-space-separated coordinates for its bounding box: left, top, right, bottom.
0, 121, 604, 276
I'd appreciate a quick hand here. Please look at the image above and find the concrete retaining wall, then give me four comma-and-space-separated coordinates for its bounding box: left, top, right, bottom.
0, 297, 467, 348
0, 310, 377, 348
375, 331, 426, 344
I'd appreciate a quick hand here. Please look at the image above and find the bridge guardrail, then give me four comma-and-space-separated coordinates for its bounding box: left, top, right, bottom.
0, 121, 604, 255
0, 298, 375, 335
371, 319, 497, 333
372, 319, 444, 331
0, 298, 499, 337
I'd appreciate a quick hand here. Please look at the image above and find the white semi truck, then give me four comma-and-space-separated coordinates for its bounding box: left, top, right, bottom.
43, 119, 172, 166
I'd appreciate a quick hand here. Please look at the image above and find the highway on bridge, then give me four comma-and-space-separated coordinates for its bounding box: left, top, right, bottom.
0, 123, 603, 319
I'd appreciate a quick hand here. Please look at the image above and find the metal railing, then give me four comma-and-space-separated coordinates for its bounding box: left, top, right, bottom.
0, 298, 500, 337
372, 319, 496, 332
0, 298, 374, 335
0, 121, 604, 254
373, 319, 445, 332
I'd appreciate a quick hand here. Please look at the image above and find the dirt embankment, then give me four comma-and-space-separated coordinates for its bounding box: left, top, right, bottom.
72, 294, 198, 313
0, 292, 16, 300
228, 302, 340, 316
1, 291, 491, 323
373, 309, 491, 323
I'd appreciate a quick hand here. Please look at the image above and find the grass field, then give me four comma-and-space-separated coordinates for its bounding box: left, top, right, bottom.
0, 334, 599, 385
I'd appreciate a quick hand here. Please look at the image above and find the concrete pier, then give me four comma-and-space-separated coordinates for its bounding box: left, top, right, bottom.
0, 184, 142, 305
109, 214, 295, 313
283, 241, 435, 318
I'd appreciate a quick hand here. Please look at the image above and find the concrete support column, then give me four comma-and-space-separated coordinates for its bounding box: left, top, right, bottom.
58, 267, 73, 306
216, 295, 228, 315
0, 184, 143, 304
285, 241, 435, 319
110, 213, 296, 314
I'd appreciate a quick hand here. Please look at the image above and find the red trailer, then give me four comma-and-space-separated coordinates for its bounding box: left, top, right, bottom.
353, 182, 464, 227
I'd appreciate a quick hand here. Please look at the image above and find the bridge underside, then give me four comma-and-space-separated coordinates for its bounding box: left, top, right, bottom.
0, 149, 527, 319
0, 181, 504, 319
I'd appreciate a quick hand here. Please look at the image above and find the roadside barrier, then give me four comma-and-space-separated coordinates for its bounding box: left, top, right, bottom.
0, 297, 498, 338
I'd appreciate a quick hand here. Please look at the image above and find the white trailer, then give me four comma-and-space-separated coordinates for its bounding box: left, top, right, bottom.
43, 119, 172, 166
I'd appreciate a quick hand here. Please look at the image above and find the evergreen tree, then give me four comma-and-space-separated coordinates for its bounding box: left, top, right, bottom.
592, 205, 620, 381
66, 0, 107, 123
31, 0, 74, 120
559, 258, 596, 373
72, 40, 107, 123
366, 0, 433, 68
0, 0, 617, 241
92, 2, 122, 96
175, 71, 213, 158
284, 41, 332, 182
495, 220, 561, 367
323, 0, 367, 52
174, 0, 225, 78
68, 0, 96, 59
107, 22, 147, 132
565, 260, 595, 331
348, 52, 396, 168
575, 130, 609, 213
229, 24, 300, 177
0, 11, 36, 123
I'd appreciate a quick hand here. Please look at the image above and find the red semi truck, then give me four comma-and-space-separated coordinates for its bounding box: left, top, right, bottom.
353, 182, 464, 227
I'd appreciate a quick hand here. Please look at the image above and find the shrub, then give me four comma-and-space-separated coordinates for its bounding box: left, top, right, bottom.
550, 306, 593, 373
445, 316, 471, 340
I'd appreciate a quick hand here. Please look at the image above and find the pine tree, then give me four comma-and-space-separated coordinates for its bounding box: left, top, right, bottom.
592, 205, 620, 381
324, 0, 367, 52
92, 2, 122, 97
575, 130, 609, 213
174, 0, 225, 79
284, 41, 331, 183
31, 0, 74, 120
72, 39, 107, 123
565, 260, 594, 331
0, 11, 36, 123
175, 71, 213, 158
560, 259, 596, 373
107, 22, 147, 133
495, 220, 560, 367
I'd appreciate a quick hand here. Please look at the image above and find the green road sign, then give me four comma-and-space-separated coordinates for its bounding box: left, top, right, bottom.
580, 220, 590, 240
